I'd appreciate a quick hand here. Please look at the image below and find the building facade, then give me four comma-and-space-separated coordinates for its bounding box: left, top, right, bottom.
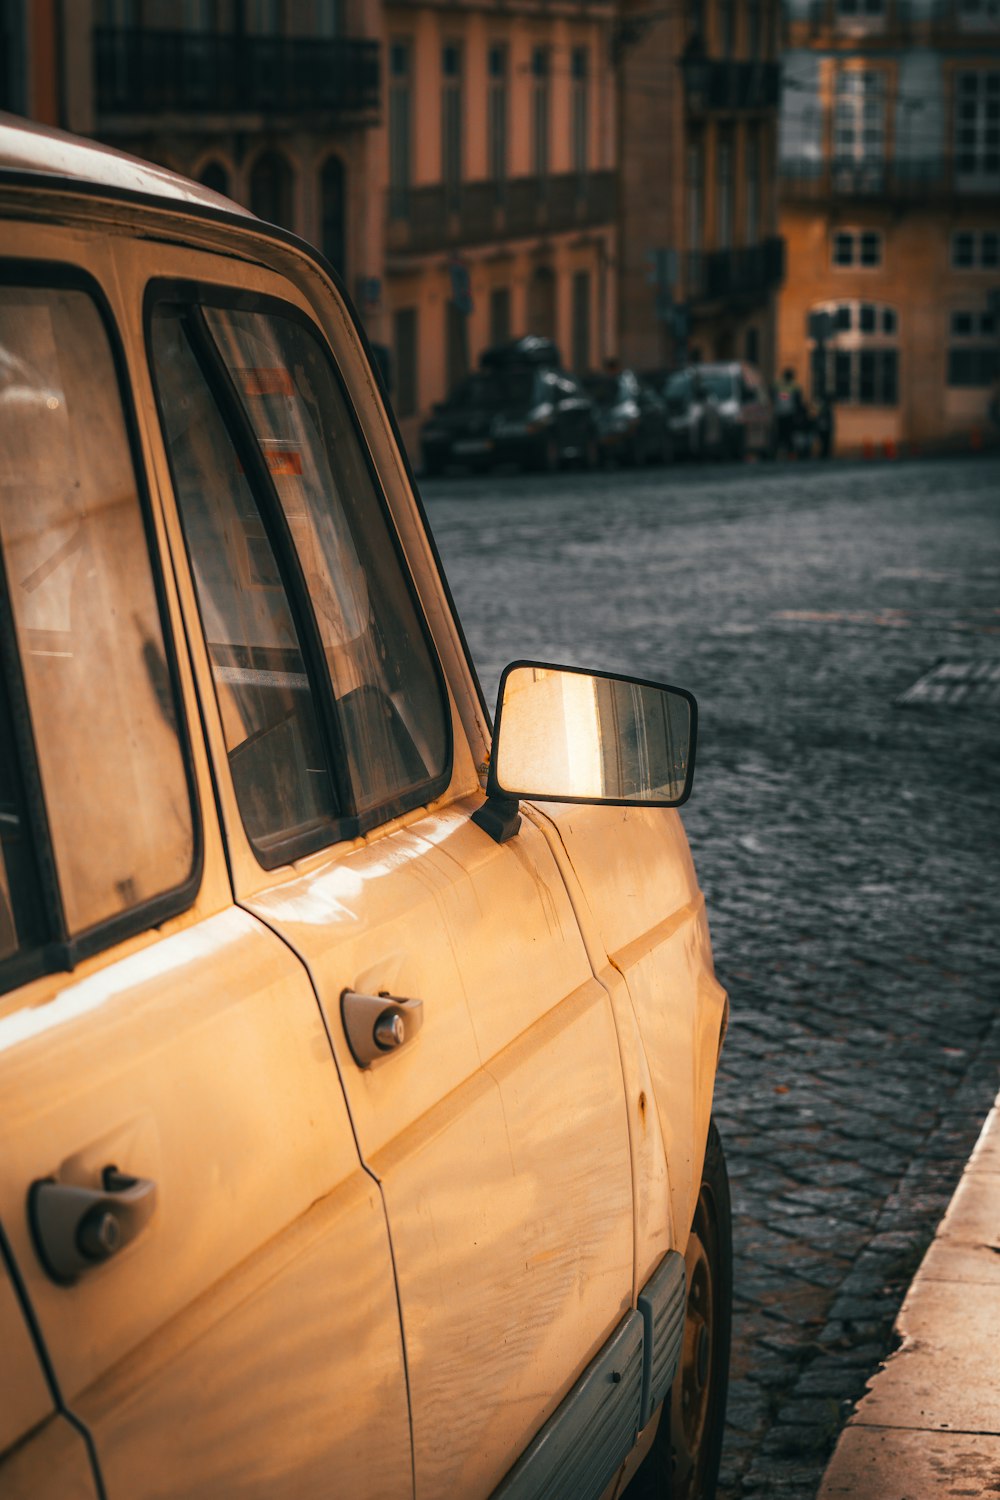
779, 0, 1000, 452
617, 0, 785, 378
381, 0, 618, 451
6, 0, 384, 324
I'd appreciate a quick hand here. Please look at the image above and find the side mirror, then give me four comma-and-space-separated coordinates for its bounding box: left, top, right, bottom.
472, 661, 697, 843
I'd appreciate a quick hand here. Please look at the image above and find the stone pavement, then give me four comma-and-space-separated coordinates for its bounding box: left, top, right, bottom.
818, 1087, 1000, 1498
424, 453, 1000, 1498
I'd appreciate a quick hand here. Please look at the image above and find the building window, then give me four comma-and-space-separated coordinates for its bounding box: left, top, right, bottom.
951, 229, 1000, 267
247, 0, 282, 33
746, 0, 762, 56
571, 48, 589, 179
249, 151, 294, 228
958, 0, 1000, 26
389, 41, 412, 221
316, 0, 339, 35
532, 47, 550, 181
833, 70, 886, 188
441, 42, 463, 213
955, 73, 1000, 188
947, 307, 999, 384
809, 300, 899, 404
489, 287, 511, 346
686, 139, 705, 294
320, 155, 345, 274
446, 301, 469, 395
718, 0, 735, 54
717, 133, 734, 251
488, 44, 508, 201
746, 129, 760, 244
394, 307, 417, 418
831, 228, 883, 266
572, 271, 591, 373
835, 0, 884, 18
198, 160, 230, 196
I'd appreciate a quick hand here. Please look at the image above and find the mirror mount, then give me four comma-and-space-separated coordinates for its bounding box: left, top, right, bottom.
471, 794, 522, 845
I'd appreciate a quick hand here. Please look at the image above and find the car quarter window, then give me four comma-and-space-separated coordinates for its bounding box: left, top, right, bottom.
0, 283, 196, 944
148, 293, 450, 852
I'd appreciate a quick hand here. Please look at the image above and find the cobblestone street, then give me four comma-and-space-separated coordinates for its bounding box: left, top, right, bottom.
423, 453, 1000, 1499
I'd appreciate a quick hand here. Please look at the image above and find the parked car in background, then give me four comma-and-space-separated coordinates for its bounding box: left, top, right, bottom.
421, 353, 598, 475
582, 368, 672, 467
646, 367, 724, 460
692, 362, 776, 461
0, 117, 732, 1500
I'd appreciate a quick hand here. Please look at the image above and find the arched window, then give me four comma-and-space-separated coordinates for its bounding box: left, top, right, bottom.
527, 265, 556, 342
198, 160, 230, 197
320, 156, 346, 274
249, 151, 294, 229
808, 300, 899, 406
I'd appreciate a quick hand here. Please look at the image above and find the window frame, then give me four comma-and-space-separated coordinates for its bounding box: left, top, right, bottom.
0, 259, 203, 993
143, 278, 454, 866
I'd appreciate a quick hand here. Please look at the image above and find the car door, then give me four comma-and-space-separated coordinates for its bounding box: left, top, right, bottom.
0, 239, 411, 1498
140, 258, 637, 1498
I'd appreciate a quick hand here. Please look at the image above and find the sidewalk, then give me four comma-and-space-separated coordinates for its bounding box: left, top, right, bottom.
818, 1090, 1000, 1498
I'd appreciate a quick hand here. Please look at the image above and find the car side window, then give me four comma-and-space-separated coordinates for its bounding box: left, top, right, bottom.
0, 284, 196, 941
150, 306, 340, 864
149, 294, 451, 856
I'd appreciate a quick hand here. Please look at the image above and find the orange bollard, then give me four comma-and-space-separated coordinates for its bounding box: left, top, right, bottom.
882, 438, 897, 460
862, 438, 875, 460
970, 427, 983, 451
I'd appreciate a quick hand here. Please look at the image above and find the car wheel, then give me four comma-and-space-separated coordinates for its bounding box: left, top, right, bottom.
584, 434, 600, 471
624, 1120, 732, 1500
658, 431, 673, 466
729, 429, 746, 463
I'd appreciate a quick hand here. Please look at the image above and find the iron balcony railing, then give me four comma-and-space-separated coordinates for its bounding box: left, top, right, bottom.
780, 156, 1000, 200
387, 171, 617, 256
683, 59, 782, 113
94, 28, 380, 119
685, 237, 786, 304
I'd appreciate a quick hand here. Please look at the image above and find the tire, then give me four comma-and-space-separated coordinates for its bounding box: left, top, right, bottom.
624, 1120, 733, 1500
729, 429, 746, 463
583, 434, 600, 471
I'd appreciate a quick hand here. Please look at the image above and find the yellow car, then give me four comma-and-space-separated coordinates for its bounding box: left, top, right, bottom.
0, 115, 730, 1500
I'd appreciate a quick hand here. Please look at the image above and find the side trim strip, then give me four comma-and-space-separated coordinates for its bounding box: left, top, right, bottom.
492, 1312, 644, 1500
638, 1250, 687, 1429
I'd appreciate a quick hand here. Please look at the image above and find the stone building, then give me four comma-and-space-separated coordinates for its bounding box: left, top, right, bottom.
616, 0, 786, 378
2, 0, 384, 326
380, 0, 618, 451
779, 0, 1000, 452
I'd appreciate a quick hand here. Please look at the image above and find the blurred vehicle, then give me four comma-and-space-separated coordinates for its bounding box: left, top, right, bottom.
582, 369, 672, 466
693, 362, 776, 461
420, 360, 598, 475
646, 367, 723, 460
773, 367, 810, 459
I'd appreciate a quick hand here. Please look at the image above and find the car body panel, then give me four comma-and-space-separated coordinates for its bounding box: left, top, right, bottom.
0, 117, 727, 1499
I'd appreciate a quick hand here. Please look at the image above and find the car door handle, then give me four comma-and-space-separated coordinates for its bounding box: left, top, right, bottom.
340, 989, 424, 1069
28, 1167, 157, 1284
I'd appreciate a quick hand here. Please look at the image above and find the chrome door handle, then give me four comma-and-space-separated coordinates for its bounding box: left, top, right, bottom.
28, 1166, 157, 1284
341, 989, 424, 1069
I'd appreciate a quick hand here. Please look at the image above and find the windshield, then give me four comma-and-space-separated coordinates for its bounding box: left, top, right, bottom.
665, 372, 691, 400
697, 370, 738, 400
582, 375, 624, 405
448, 371, 538, 410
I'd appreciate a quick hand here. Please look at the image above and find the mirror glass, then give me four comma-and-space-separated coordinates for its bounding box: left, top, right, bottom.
491, 664, 695, 806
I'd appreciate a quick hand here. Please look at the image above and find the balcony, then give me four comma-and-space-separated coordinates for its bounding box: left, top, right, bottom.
386, 172, 617, 258
780, 156, 1000, 202
682, 59, 782, 114
686, 237, 785, 305
94, 28, 380, 122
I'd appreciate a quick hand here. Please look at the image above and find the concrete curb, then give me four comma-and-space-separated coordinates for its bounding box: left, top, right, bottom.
818, 1090, 1000, 1498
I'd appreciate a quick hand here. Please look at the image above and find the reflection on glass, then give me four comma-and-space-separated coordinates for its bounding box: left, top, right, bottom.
493, 665, 693, 805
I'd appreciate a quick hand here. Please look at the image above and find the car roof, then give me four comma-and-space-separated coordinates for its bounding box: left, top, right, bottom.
0, 110, 252, 217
